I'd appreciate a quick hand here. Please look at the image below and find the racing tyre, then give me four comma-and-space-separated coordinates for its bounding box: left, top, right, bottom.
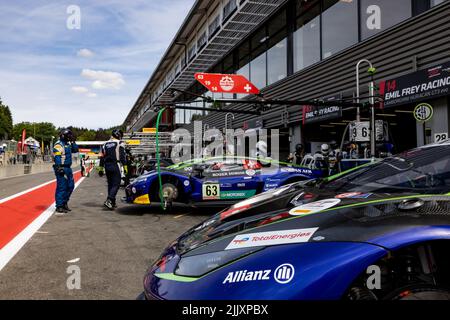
158, 183, 179, 210
384, 285, 450, 300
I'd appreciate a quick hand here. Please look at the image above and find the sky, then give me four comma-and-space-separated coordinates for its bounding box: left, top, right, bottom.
0, 0, 195, 129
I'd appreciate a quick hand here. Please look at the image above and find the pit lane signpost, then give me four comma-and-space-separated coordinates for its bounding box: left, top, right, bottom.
195, 73, 260, 95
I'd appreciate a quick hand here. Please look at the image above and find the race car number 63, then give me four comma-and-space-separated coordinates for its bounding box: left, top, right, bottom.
203, 183, 220, 200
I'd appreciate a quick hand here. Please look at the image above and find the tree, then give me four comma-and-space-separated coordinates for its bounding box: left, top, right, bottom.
77, 130, 96, 141
13, 122, 57, 144
0, 98, 13, 140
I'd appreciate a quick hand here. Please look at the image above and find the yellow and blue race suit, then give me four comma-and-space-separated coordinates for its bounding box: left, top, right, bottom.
53, 139, 79, 208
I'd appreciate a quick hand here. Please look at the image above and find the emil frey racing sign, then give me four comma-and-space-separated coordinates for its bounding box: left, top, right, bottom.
302, 95, 342, 124
379, 61, 450, 108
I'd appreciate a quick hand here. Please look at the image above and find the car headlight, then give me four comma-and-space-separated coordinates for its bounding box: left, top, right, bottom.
175, 247, 263, 277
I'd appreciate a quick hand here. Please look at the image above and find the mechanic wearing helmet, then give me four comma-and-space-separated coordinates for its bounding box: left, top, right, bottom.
99, 129, 127, 210
53, 128, 79, 215
314, 143, 331, 176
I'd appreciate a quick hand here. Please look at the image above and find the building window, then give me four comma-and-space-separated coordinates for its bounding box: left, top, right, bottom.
431, 0, 446, 6
267, 9, 287, 85
209, 15, 221, 39
267, 38, 287, 85
197, 31, 207, 50
175, 61, 181, 75
293, 1, 320, 72
180, 56, 186, 70
322, 0, 358, 59
250, 52, 267, 90
237, 63, 250, 79
360, 0, 412, 40
223, 0, 237, 23
188, 44, 197, 62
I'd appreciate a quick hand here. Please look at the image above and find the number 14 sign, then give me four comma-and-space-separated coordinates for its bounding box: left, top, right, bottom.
195, 73, 260, 95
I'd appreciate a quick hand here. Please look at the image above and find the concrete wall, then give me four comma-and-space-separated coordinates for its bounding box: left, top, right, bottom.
0, 163, 54, 180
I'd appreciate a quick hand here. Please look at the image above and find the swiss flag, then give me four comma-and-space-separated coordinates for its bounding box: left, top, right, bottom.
195, 73, 260, 94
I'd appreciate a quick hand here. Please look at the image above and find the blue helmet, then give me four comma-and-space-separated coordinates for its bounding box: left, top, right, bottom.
112, 129, 124, 140
59, 128, 75, 142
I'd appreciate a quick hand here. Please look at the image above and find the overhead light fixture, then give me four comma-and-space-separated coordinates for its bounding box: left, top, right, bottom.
395, 110, 413, 113
377, 114, 396, 117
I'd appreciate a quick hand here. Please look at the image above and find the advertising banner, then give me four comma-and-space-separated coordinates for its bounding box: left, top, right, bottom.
379, 61, 450, 108
195, 73, 260, 94
302, 95, 342, 125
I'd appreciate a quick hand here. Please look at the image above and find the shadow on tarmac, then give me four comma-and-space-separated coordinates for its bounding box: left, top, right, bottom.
115, 203, 220, 217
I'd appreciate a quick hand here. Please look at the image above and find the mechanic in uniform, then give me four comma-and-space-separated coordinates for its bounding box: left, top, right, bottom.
288, 143, 305, 165
53, 128, 79, 215
314, 143, 331, 176
327, 141, 342, 176
99, 129, 127, 210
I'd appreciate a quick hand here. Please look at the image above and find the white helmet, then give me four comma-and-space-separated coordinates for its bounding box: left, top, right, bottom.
321, 144, 330, 156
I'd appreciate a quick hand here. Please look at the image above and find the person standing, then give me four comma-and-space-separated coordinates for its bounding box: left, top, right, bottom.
53, 129, 79, 215
80, 154, 86, 177
99, 129, 127, 210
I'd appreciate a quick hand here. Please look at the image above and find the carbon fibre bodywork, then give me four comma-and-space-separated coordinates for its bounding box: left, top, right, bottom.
142, 144, 450, 300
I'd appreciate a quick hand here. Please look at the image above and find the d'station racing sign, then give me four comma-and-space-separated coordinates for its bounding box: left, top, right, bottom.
379, 61, 450, 108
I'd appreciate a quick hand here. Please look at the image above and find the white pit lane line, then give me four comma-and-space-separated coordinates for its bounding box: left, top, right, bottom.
0, 175, 86, 272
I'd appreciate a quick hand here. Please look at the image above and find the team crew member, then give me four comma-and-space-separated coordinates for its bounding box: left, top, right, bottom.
53, 129, 79, 215
100, 129, 127, 210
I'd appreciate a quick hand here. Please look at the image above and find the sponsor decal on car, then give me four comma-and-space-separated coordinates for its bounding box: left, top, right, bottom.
220, 190, 256, 200
335, 192, 362, 199
223, 263, 295, 284
225, 228, 318, 250
349, 193, 373, 199
281, 167, 313, 175
246, 169, 256, 176
335, 192, 373, 199
289, 199, 341, 216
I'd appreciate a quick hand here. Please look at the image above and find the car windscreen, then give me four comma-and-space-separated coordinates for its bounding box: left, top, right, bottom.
322, 146, 450, 194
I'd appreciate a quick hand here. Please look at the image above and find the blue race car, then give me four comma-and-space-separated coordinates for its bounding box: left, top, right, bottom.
125, 156, 325, 209
142, 143, 450, 300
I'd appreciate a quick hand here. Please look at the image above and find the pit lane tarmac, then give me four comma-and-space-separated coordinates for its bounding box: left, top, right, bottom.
0, 173, 210, 299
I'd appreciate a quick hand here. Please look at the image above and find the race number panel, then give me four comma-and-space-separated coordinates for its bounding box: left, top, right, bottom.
202, 183, 221, 200
434, 132, 448, 143
350, 121, 384, 142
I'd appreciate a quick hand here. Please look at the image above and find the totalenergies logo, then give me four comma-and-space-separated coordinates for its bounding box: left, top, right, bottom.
232, 237, 249, 245
220, 76, 235, 91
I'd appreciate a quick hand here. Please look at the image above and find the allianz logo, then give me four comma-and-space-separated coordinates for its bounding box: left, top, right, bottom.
223, 263, 295, 285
